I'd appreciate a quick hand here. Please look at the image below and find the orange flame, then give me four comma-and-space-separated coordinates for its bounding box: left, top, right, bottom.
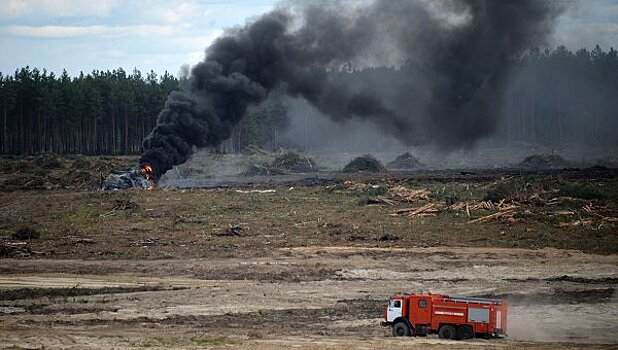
139, 165, 154, 180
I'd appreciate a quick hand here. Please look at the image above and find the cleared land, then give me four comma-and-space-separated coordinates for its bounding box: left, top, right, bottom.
0, 155, 617, 349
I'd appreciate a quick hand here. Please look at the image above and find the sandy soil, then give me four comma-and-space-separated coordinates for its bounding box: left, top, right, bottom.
1, 246, 616, 349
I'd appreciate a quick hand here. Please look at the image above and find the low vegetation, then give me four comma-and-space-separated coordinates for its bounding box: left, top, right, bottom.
517, 154, 573, 170
342, 155, 387, 173
0, 154, 136, 191
387, 152, 423, 170
242, 151, 317, 176
0, 155, 616, 259
11, 227, 41, 240
484, 176, 608, 202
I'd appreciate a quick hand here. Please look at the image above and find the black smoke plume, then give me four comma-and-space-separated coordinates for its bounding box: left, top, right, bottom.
140, 0, 563, 180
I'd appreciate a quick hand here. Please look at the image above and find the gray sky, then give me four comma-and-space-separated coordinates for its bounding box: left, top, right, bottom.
0, 0, 616, 77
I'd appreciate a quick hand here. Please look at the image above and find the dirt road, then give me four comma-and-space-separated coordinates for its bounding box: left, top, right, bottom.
1, 246, 616, 349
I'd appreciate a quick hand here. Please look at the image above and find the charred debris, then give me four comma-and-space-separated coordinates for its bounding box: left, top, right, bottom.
101, 166, 154, 191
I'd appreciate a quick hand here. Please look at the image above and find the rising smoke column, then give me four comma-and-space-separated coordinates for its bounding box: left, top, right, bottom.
139, 0, 563, 180
424, 0, 561, 148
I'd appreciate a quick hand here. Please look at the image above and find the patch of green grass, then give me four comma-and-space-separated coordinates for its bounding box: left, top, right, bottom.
599, 180, 618, 201
425, 182, 485, 202
363, 184, 388, 197
483, 176, 546, 202
483, 176, 615, 202
557, 182, 605, 200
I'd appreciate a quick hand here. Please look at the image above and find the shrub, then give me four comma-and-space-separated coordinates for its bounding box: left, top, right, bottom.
12, 227, 41, 240
342, 155, 387, 173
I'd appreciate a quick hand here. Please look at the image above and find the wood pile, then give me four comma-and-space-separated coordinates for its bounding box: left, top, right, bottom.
391, 200, 519, 221
358, 184, 432, 206
448, 199, 518, 211
467, 210, 517, 224
342, 181, 373, 192
349, 181, 615, 227
388, 185, 431, 202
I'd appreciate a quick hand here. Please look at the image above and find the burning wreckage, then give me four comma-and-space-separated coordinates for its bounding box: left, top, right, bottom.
102, 165, 155, 190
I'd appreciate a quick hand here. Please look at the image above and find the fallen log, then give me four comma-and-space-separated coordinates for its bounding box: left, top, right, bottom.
370, 196, 399, 206
393, 203, 436, 217
468, 210, 515, 224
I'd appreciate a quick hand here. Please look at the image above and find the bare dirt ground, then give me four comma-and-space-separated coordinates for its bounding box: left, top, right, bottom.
1, 156, 617, 349
1, 247, 616, 349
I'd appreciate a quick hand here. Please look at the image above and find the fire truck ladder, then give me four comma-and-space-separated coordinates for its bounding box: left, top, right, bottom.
443, 296, 503, 305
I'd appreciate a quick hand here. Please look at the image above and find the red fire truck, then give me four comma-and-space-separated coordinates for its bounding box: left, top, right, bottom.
381, 292, 507, 340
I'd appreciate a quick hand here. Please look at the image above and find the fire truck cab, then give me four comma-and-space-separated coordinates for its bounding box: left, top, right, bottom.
382, 292, 507, 340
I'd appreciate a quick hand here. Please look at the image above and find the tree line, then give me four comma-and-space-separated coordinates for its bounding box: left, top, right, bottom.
288, 44, 618, 151
499, 45, 618, 148
0, 67, 178, 155
1, 44, 617, 156
0, 66, 290, 156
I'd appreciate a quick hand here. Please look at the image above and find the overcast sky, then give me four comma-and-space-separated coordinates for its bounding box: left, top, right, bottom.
1, 0, 617, 77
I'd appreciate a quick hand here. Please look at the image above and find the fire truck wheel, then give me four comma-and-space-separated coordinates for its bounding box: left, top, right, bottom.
392, 321, 411, 337
457, 325, 474, 340
438, 325, 457, 340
